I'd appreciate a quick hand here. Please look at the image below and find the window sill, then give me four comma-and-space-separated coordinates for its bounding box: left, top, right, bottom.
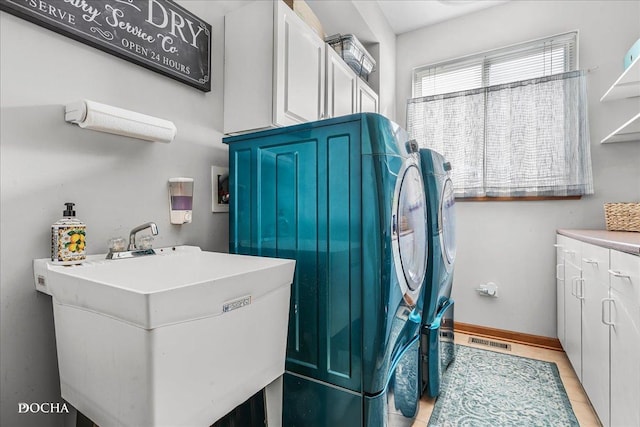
456, 195, 582, 202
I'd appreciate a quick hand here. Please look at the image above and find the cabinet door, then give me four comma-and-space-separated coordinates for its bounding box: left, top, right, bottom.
326, 47, 357, 119
274, 1, 325, 127
223, 0, 275, 134
357, 79, 379, 113
610, 250, 640, 427
555, 235, 569, 346
563, 238, 582, 380
230, 122, 363, 394
229, 148, 253, 255
580, 242, 610, 427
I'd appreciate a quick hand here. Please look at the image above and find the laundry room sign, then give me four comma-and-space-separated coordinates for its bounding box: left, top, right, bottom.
0, 0, 212, 92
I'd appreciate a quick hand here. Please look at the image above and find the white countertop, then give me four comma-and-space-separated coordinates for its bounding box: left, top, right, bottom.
557, 229, 640, 255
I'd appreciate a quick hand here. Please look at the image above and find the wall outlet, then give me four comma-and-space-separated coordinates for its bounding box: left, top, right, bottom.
477, 282, 498, 297
211, 166, 230, 213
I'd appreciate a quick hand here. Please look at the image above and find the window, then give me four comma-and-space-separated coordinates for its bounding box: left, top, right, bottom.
408, 32, 593, 199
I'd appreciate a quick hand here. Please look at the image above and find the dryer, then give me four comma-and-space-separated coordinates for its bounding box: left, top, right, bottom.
419, 148, 457, 398
224, 113, 428, 426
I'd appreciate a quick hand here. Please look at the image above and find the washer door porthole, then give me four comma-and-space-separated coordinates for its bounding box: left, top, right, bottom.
439, 178, 456, 268
397, 164, 428, 292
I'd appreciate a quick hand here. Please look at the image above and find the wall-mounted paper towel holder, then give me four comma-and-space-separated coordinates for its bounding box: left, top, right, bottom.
65, 100, 177, 143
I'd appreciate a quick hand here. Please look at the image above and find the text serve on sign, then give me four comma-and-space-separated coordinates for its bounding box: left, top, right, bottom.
0, 0, 212, 92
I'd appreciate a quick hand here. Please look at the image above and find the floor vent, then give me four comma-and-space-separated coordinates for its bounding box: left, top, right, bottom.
468, 337, 512, 351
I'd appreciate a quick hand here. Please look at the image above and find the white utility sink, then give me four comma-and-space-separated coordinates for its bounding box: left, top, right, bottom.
33, 246, 295, 427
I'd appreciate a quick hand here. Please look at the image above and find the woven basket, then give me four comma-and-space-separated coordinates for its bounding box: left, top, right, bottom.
604, 203, 640, 232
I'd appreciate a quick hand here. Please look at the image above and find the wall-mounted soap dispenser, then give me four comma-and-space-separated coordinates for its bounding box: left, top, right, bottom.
168, 177, 194, 224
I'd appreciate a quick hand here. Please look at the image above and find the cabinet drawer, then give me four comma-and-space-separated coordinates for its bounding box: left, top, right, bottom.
610, 250, 640, 306
562, 236, 581, 269
581, 242, 609, 287
556, 235, 570, 264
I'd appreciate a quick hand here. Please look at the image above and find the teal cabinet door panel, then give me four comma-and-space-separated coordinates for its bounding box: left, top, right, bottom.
230, 148, 253, 255
325, 132, 362, 383
259, 140, 320, 371
227, 120, 362, 393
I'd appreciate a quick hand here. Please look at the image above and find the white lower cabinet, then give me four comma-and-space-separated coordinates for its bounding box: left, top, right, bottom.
555, 236, 568, 346
581, 242, 610, 427
556, 234, 640, 427
561, 237, 582, 380
609, 249, 640, 427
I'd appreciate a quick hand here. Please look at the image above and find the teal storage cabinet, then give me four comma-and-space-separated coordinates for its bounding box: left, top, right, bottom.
225, 114, 426, 427
229, 118, 363, 394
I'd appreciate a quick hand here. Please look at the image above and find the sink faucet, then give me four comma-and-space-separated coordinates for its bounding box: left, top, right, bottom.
128, 222, 159, 250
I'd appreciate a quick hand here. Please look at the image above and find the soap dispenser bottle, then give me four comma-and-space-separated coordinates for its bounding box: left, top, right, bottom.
51, 202, 86, 265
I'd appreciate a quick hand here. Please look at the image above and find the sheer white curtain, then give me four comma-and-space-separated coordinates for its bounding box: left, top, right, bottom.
407, 71, 594, 197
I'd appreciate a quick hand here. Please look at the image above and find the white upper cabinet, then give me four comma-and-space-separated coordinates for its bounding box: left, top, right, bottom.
224, 1, 379, 134
325, 45, 379, 118
357, 79, 379, 114
224, 1, 325, 134
326, 46, 357, 119
274, 2, 325, 126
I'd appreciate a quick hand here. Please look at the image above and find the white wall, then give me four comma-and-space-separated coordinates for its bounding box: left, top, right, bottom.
0, 2, 242, 425
396, 1, 640, 338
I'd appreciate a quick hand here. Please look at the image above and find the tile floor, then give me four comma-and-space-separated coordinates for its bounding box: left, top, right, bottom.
412, 332, 602, 427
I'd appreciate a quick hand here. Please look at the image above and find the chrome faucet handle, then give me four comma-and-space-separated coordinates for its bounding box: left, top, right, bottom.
128, 222, 159, 251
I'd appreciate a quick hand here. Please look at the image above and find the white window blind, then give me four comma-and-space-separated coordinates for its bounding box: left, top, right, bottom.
408, 32, 593, 198
413, 32, 577, 98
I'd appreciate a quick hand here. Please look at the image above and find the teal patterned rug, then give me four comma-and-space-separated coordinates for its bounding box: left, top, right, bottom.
428, 344, 579, 427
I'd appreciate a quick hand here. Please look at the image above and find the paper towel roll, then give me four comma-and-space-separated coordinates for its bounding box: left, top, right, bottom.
65, 100, 177, 143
